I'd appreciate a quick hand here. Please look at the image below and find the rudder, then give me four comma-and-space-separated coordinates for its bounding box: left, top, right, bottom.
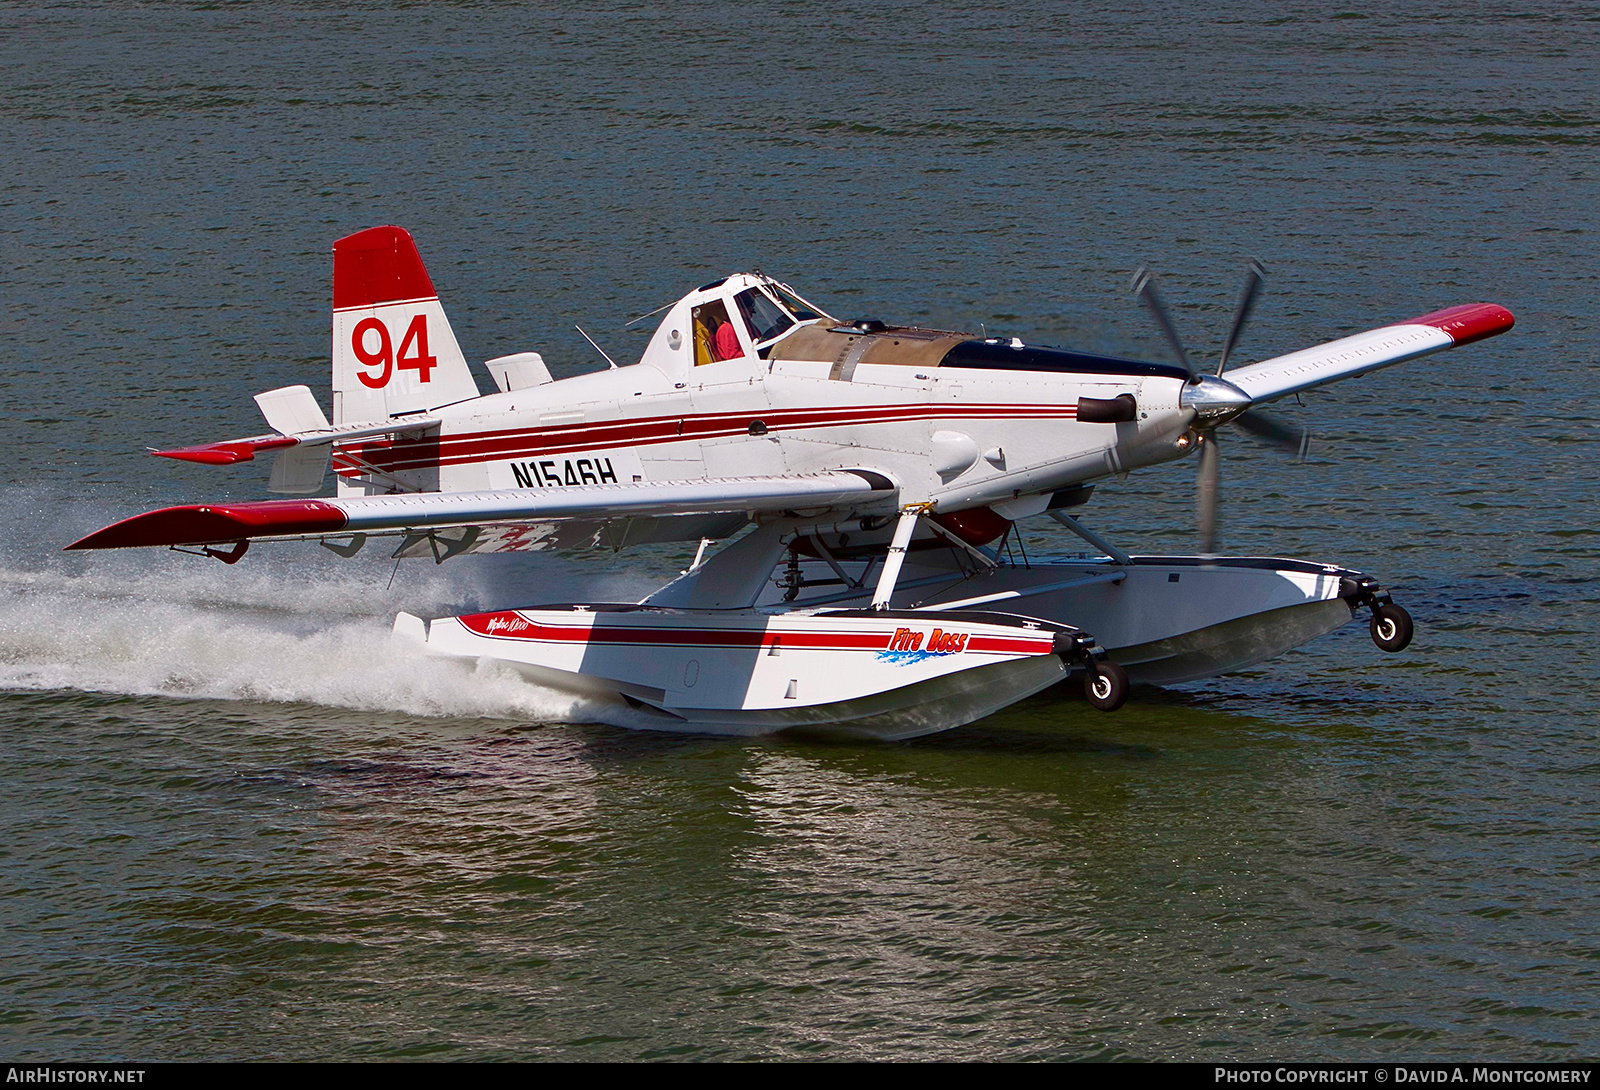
331, 226, 480, 424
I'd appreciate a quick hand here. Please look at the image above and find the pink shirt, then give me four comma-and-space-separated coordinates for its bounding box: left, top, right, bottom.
713, 322, 742, 361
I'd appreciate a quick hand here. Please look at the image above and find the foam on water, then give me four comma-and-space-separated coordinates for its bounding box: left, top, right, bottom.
0, 501, 667, 724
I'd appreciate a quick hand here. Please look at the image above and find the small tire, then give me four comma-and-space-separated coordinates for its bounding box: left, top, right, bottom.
1370, 603, 1414, 653
1084, 660, 1129, 712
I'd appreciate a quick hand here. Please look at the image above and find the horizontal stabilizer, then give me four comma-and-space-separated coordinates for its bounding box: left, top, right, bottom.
65, 471, 898, 551
152, 415, 441, 466
254, 385, 330, 435
1225, 303, 1514, 404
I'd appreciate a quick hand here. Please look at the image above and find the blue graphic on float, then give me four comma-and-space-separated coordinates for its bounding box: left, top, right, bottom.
876, 649, 939, 666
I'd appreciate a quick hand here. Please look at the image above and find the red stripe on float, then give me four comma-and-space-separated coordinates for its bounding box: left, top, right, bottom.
458, 612, 1055, 656
459, 613, 887, 650
967, 636, 1054, 654
1398, 303, 1515, 347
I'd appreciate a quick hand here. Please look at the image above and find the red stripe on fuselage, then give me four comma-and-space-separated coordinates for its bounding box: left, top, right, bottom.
334, 402, 1079, 478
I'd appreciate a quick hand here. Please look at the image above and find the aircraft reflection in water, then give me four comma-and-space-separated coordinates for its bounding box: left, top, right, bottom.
69, 227, 1514, 738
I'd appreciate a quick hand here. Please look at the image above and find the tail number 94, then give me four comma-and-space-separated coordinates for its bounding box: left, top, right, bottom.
353, 314, 437, 389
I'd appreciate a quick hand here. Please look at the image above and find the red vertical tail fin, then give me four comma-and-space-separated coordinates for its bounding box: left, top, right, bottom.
331, 226, 479, 425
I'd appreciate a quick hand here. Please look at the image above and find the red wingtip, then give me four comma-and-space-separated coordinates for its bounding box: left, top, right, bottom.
332, 225, 438, 309
1402, 303, 1515, 347
152, 436, 297, 465
65, 500, 348, 551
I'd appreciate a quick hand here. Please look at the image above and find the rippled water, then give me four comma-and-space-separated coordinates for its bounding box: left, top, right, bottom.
2, 1, 1597, 1061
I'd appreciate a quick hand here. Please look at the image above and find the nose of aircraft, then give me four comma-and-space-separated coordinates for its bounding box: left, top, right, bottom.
1179, 373, 1253, 427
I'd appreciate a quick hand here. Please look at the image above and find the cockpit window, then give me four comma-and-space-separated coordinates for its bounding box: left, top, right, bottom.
735, 288, 795, 344
691, 299, 746, 366
770, 283, 828, 322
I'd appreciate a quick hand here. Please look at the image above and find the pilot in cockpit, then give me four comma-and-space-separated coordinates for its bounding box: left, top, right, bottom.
691, 298, 746, 365
712, 320, 741, 361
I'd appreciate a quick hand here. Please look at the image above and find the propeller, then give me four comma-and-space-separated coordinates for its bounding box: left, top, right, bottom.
1133, 260, 1309, 554
1216, 258, 1265, 377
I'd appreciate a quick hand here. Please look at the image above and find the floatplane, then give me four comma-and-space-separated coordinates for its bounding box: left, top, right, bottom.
67, 227, 1513, 738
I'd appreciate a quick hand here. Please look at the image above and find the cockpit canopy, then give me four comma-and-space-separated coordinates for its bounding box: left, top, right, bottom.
643, 272, 1188, 382
683, 276, 832, 367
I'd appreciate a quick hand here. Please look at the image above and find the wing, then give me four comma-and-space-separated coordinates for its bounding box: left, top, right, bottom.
1223, 303, 1514, 404
65, 471, 898, 555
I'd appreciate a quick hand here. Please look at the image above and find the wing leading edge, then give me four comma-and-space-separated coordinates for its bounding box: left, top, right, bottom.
65, 471, 898, 552
1224, 303, 1514, 405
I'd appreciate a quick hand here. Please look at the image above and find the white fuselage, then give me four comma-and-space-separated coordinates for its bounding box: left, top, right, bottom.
334, 312, 1195, 523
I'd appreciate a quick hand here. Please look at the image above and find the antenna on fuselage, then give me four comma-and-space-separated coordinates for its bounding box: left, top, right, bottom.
623, 300, 676, 328
574, 325, 619, 369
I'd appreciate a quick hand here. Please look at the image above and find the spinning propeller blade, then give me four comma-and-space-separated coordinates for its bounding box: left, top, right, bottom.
1233, 408, 1310, 460
1136, 259, 1308, 552
1217, 258, 1266, 377
1197, 432, 1221, 556
1132, 267, 1196, 380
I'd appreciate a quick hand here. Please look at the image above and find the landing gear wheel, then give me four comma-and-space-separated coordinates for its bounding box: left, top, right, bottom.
1369, 603, 1413, 653
1084, 660, 1129, 712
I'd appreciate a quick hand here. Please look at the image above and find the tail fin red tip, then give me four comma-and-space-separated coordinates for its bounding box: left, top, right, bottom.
332, 225, 437, 310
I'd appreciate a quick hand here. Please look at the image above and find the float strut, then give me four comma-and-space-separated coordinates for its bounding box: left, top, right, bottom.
871, 507, 925, 610
1049, 511, 1132, 566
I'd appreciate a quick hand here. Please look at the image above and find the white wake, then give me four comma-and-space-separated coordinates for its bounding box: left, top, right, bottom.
0, 524, 666, 724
